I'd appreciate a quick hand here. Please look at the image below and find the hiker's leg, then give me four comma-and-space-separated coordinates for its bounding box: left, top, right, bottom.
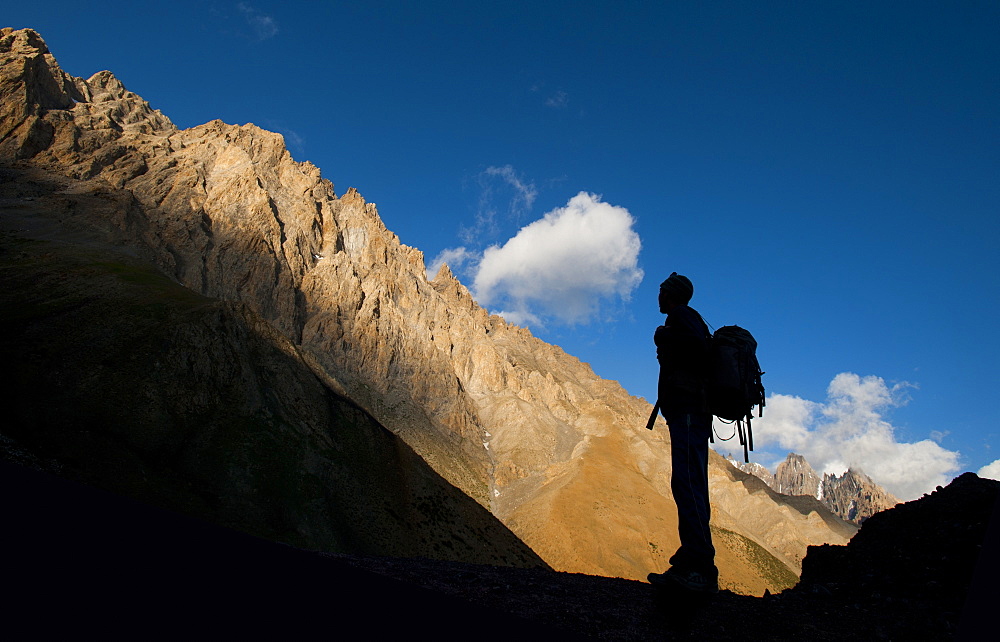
666, 412, 716, 573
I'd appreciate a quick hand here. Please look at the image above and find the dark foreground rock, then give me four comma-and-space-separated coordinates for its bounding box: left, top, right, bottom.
4, 458, 996, 640
2, 459, 553, 639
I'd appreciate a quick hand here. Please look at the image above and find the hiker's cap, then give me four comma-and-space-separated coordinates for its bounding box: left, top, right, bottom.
660, 272, 694, 304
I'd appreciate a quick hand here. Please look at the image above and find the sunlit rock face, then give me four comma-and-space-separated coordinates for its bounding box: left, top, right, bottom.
775, 452, 823, 498
1, 27, 858, 594
820, 469, 901, 525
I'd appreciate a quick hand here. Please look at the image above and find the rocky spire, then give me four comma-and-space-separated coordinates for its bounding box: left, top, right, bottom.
821, 468, 901, 524
775, 452, 823, 498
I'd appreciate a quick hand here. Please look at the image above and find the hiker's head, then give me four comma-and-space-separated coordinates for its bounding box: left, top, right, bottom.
659, 272, 693, 313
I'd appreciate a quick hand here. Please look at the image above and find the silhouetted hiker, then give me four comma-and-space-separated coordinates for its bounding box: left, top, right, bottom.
647, 272, 719, 594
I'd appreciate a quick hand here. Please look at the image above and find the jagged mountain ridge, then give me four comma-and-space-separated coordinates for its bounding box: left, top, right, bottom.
732, 452, 900, 524
1, 27, 856, 594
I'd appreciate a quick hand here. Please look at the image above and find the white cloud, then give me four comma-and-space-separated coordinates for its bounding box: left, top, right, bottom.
930, 430, 949, 443
238, 3, 278, 41
746, 373, 961, 501
430, 171, 643, 327
472, 191, 643, 325
749, 393, 818, 453
979, 459, 1000, 481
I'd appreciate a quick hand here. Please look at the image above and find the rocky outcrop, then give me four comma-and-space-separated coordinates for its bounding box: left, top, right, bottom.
0, 27, 857, 594
820, 468, 900, 524
0, 27, 173, 163
800, 472, 998, 638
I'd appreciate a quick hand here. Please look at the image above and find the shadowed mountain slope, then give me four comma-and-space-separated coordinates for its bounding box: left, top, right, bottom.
0, 224, 544, 568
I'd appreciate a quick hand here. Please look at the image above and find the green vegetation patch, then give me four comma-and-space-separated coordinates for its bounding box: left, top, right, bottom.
94, 260, 210, 310
713, 525, 799, 591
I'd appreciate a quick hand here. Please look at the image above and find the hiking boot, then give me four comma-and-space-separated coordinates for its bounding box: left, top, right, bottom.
648, 567, 719, 594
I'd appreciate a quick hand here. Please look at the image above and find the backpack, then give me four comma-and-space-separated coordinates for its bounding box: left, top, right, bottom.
707, 325, 765, 463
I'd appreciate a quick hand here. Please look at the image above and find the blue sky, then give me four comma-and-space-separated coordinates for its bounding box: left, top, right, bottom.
8, 1, 998, 498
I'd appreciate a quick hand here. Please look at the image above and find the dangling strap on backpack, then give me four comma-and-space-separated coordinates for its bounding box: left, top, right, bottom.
646, 403, 659, 430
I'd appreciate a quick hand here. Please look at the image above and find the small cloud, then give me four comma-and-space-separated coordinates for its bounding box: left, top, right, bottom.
472, 191, 643, 326
238, 3, 279, 41
545, 90, 569, 109
484, 165, 537, 212
979, 459, 1000, 481
461, 165, 537, 244
749, 373, 961, 500
929, 430, 949, 443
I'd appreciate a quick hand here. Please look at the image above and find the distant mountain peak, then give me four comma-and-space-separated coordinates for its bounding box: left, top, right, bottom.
733, 452, 900, 524
821, 467, 900, 524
